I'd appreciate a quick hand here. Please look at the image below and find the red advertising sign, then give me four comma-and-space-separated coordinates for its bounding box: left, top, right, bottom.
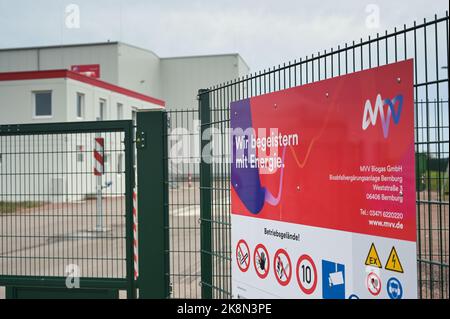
70, 64, 100, 78
231, 60, 415, 242
231, 60, 417, 299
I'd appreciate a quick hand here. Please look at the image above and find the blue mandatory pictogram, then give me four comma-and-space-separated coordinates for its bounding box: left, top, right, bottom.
348, 294, 359, 299
322, 260, 345, 299
387, 277, 403, 299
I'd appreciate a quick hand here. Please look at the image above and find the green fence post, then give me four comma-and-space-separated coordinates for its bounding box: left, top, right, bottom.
199, 89, 213, 299
136, 110, 169, 299
124, 120, 137, 299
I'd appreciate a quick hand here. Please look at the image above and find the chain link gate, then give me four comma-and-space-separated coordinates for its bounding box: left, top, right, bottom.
197, 12, 449, 299
0, 120, 136, 298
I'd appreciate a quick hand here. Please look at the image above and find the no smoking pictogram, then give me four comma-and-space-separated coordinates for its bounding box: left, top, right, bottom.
253, 244, 270, 279
236, 239, 250, 272
273, 248, 292, 286
296, 254, 318, 295
367, 272, 382, 296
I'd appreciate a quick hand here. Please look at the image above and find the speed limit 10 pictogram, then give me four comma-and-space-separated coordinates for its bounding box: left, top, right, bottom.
296, 254, 318, 295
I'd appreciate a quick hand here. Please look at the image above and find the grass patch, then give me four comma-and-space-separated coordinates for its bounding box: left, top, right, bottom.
0, 201, 43, 214
426, 171, 449, 192
422, 171, 449, 201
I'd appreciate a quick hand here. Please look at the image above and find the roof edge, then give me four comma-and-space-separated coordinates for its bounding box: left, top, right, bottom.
161, 52, 242, 60
0, 69, 165, 107
0, 41, 120, 52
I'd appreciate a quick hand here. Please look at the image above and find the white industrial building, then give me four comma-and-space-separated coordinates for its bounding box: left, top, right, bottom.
0, 42, 249, 110
0, 69, 164, 202
0, 42, 250, 202
0, 68, 165, 125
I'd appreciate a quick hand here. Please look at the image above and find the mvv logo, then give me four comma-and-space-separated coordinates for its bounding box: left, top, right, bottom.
362, 94, 403, 138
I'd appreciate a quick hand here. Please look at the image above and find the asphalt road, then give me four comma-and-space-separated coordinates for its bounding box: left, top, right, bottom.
0, 182, 202, 299
0, 187, 447, 299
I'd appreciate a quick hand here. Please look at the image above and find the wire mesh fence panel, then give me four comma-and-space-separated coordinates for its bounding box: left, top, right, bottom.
415, 99, 449, 299
198, 12, 449, 299
0, 121, 135, 295
209, 105, 232, 299
165, 109, 201, 298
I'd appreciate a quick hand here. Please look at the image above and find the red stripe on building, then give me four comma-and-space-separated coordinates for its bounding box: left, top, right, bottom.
0, 69, 165, 107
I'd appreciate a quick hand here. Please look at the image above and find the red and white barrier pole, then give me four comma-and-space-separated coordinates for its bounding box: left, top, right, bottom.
93, 137, 104, 176
133, 190, 138, 280
94, 137, 105, 231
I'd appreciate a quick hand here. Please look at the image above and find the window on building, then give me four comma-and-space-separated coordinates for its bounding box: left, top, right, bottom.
117, 103, 123, 120
76, 93, 85, 119
76, 145, 84, 162
99, 99, 107, 120
34, 91, 52, 117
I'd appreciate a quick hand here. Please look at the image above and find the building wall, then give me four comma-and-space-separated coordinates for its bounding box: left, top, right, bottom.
39, 44, 119, 85
117, 43, 162, 99
236, 54, 249, 74
0, 131, 124, 203
0, 78, 68, 125
160, 54, 249, 178
0, 76, 159, 125
0, 44, 119, 85
0, 77, 155, 202
0, 43, 250, 181
0, 43, 251, 110
160, 54, 250, 109
65, 78, 153, 122
0, 135, 70, 202
0, 49, 38, 71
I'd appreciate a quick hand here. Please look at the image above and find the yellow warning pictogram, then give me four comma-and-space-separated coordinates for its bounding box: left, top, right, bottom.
365, 243, 382, 268
385, 246, 404, 273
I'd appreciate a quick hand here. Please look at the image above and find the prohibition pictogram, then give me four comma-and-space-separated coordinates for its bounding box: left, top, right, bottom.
273, 248, 292, 286
366, 272, 382, 296
253, 243, 270, 279
236, 239, 250, 272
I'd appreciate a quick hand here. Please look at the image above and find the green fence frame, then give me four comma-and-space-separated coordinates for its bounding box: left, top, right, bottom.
199, 90, 213, 299
136, 110, 170, 298
0, 120, 136, 299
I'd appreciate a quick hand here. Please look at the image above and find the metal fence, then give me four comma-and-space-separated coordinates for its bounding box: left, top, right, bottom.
165, 109, 201, 298
0, 121, 135, 297
197, 12, 449, 299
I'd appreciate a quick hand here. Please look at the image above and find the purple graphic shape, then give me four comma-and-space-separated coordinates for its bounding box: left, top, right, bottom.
231, 99, 285, 214
231, 99, 266, 214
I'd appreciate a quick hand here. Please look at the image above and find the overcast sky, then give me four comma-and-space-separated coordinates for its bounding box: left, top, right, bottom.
0, 0, 448, 72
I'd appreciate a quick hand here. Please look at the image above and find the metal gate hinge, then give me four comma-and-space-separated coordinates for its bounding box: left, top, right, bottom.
136, 131, 146, 149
